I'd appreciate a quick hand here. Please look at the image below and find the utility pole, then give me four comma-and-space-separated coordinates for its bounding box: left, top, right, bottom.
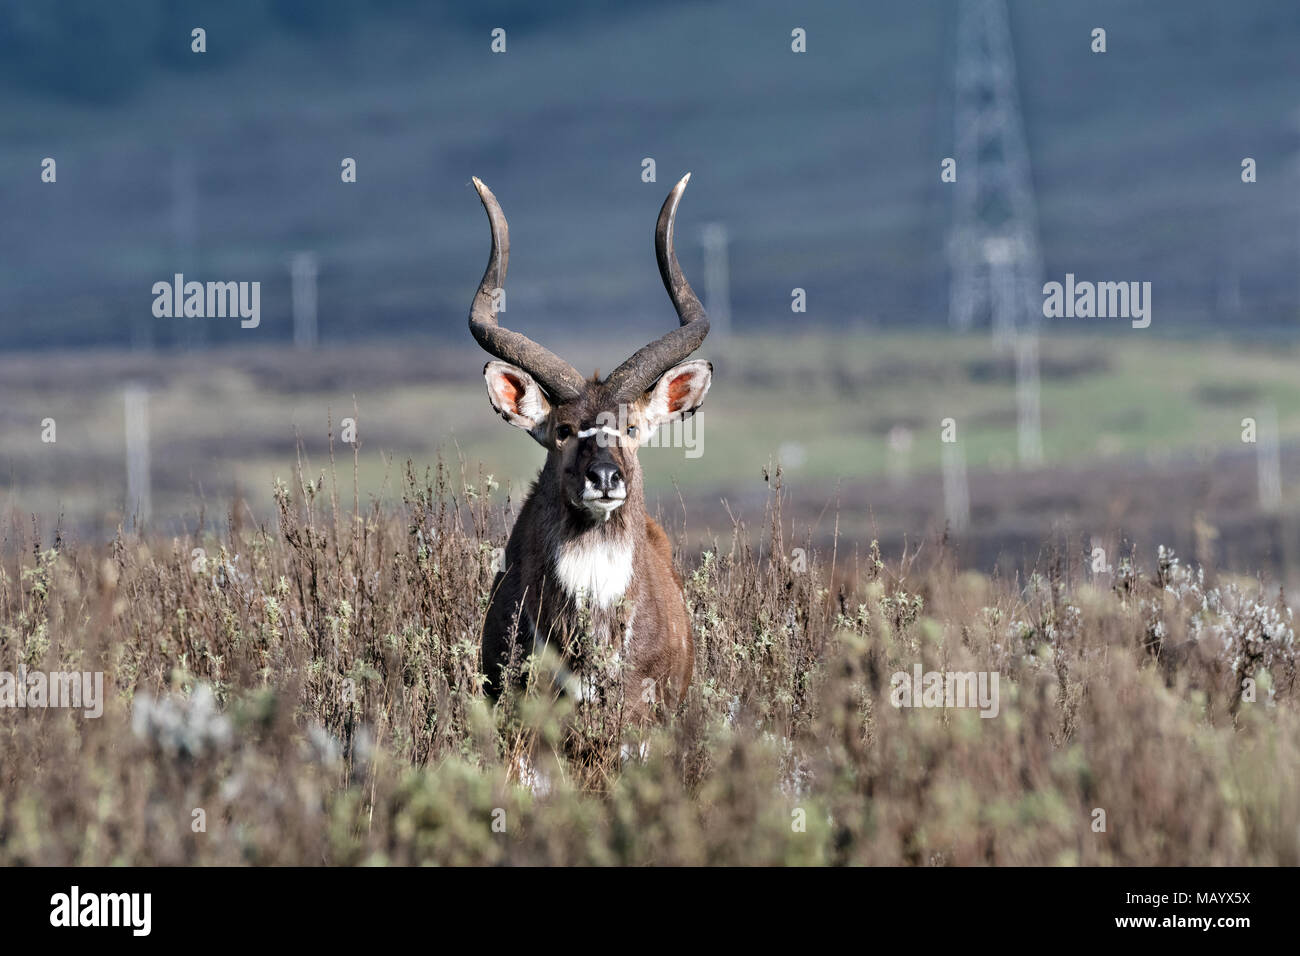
124, 384, 151, 527
1014, 332, 1043, 466
290, 251, 319, 348
942, 440, 971, 533
1258, 404, 1282, 513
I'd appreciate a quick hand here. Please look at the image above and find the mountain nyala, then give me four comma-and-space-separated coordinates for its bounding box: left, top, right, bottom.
468, 174, 712, 720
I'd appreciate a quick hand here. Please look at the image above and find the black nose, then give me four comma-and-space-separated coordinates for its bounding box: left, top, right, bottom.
586, 461, 623, 492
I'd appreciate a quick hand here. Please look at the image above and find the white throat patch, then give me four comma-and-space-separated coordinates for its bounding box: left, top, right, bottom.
552, 537, 634, 609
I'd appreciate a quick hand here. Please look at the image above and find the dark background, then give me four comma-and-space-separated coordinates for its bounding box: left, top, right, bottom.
3, 0, 1298, 351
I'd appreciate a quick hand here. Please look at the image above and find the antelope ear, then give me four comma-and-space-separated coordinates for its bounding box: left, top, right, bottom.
485, 361, 551, 444
640, 359, 712, 434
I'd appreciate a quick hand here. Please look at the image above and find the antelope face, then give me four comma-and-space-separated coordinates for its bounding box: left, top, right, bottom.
484, 360, 711, 522
469, 172, 713, 525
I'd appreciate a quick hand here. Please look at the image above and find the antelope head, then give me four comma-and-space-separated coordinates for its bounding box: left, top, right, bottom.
468, 174, 712, 524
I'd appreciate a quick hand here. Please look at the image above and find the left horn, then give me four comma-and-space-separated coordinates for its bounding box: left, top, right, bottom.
468, 177, 585, 402
604, 173, 710, 401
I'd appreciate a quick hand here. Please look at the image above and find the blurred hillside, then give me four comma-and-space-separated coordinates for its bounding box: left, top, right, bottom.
2, 0, 1300, 352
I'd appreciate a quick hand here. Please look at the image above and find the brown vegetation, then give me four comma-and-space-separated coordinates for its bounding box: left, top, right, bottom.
0, 457, 1296, 865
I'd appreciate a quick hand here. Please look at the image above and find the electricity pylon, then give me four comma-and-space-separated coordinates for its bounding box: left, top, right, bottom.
947, 0, 1044, 348
948, 0, 1045, 467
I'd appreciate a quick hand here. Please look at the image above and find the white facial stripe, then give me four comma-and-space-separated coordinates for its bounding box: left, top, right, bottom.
576, 426, 621, 440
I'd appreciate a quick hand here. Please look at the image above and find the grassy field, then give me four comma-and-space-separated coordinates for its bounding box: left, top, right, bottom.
0, 455, 1296, 865
4, 330, 1300, 575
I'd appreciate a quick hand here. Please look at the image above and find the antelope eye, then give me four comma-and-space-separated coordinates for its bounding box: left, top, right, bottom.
627, 425, 638, 438
555, 424, 574, 442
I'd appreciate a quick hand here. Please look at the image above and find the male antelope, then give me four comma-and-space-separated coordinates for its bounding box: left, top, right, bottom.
470, 174, 712, 719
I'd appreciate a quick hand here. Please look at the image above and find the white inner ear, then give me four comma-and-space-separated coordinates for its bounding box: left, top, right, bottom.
642, 359, 712, 434
485, 361, 550, 441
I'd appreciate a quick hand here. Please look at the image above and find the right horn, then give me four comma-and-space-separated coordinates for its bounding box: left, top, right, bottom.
467, 177, 585, 402
604, 173, 710, 401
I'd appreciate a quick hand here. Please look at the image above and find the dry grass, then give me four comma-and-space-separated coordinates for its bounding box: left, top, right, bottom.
0, 452, 1297, 866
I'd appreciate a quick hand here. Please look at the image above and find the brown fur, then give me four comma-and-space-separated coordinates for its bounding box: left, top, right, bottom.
481, 374, 700, 721
468, 176, 712, 723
